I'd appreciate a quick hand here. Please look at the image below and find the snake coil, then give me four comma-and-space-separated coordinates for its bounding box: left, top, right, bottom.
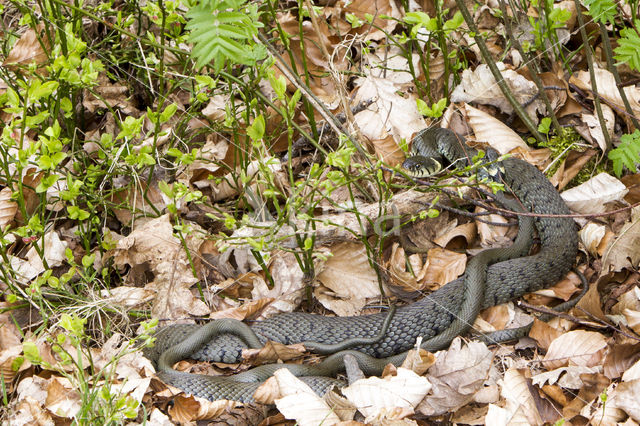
143, 127, 578, 402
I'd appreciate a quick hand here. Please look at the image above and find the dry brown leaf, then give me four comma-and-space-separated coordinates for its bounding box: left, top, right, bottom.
463, 104, 531, 154
579, 222, 607, 256
529, 318, 562, 350
209, 297, 275, 321
582, 103, 615, 152
498, 368, 543, 425
242, 341, 306, 365
478, 304, 511, 332
387, 243, 430, 292
564, 373, 610, 420
484, 402, 531, 425
602, 206, 640, 273
452, 64, 543, 119
353, 76, 425, 144
0, 187, 17, 230
342, 0, 401, 41
107, 214, 208, 319
560, 172, 628, 214
474, 207, 514, 247
271, 369, 342, 426
433, 222, 476, 248
422, 248, 466, 288
543, 330, 608, 369
418, 338, 493, 416
614, 379, 640, 422
569, 68, 640, 119
3, 24, 49, 70
342, 368, 431, 421
168, 395, 237, 422
315, 242, 383, 316
99, 286, 155, 309
45, 377, 81, 418
603, 344, 640, 379
401, 348, 436, 375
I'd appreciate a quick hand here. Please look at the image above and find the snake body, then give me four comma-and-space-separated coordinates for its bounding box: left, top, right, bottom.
144, 127, 578, 402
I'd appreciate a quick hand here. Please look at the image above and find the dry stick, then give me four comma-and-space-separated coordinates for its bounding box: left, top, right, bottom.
498, 0, 561, 133
453, 0, 545, 143
599, 22, 640, 130
573, 0, 613, 151
574, 305, 640, 342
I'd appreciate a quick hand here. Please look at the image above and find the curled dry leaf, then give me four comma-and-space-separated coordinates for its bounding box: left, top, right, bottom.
579, 222, 608, 256
602, 206, 640, 273
315, 242, 383, 316
242, 341, 306, 365
615, 379, 640, 422
388, 243, 430, 292
253, 251, 306, 319
418, 338, 493, 416
497, 368, 543, 425
570, 68, 640, 119
0, 186, 17, 230
560, 172, 628, 214
582, 103, 615, 152
3, 24, 50, 70
422, 248, 467, 288
401, 348, 437, 376
543, 330, 608, 370
353, 76, 425, 144
271, 369, 342, 426
452, 64, 543, 119
341, 368, 431, 421
433, 222, 477, 248
463, 104, 531, 154
168, 395, 237, 422
107, 214, 208, 319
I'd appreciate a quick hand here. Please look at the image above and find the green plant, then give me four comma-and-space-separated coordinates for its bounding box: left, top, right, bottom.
609, 130, 640, 176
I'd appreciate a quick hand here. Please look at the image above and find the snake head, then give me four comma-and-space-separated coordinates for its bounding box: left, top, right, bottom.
401, 155, 442, 177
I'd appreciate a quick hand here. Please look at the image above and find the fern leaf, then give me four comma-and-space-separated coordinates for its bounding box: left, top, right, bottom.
615, 25, 640, 71
583, 0, 617, 24
608, 130, 640, 176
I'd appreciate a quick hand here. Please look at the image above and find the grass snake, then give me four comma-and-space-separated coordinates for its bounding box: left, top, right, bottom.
143, 127, 578, 402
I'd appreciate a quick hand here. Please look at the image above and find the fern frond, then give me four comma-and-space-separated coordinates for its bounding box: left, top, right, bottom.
608, 130, 640, 176
583, 0, 617, 24
185, 1, 264, 71
614, 24, 640, 71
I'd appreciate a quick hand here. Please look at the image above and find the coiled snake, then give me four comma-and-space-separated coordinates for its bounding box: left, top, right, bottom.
143, 127, 578, 402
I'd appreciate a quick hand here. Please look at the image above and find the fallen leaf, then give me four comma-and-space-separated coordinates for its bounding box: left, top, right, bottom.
342, 368, 431, 421
602, 206, 640, 273
498, 368, 543, 425
543, 330, 608, 369
422, 248, 467, 288
464, 103, 531, 154
272, 369, 342, 426
0, 187, 17, 230
560, 172, 628, 214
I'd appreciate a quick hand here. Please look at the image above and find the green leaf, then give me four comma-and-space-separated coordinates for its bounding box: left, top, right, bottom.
247, 114, 265, 141
615, 25, 640, 71
23, 341, 42, 364
583, 0, 617, 24
608, 130, 640, 176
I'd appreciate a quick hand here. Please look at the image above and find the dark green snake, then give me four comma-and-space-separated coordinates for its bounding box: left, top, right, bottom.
143, 127, 579, 402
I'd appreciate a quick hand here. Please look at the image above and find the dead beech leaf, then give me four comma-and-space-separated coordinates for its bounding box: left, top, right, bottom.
0, 187, 17, 230
242, 341, 306, 364
529, 318, 562, 350
543, 330, 608, 370
532, 365, 601, 389
582, 103, 615, 152
452, 64, 543, 118
342, 368, 431, 421
579, 222, 607, 256
401, 348, 436, 376
623, 357, 640, 381
565, 373, 610, 420
270, 369, 341, 426
99, 286, 155, 309
343, 0, 401, 41
315, 242, 383, 315
251, 251, 305, 319
353, 75, 425, 144
418, 338, 493, 416
168, 395, 237, 422
615, 379, 640, 422
498, 368, 543, 425
570, 68, 640, 119
485, 402, 531, 425
463, 104, 531, 154
560, 172, 628, 214
422, 248, 466, 288
107, 214, 208, 319
603, 344, 640, 379
602, 206, 640, 273
433, 222, 476, 248
388, 243, 430, 292
209, 297, 274, 321
3, 24, 50, 69
44, 377, 81, 418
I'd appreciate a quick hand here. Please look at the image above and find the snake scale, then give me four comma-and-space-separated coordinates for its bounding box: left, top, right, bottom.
143, 127, 578, 402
